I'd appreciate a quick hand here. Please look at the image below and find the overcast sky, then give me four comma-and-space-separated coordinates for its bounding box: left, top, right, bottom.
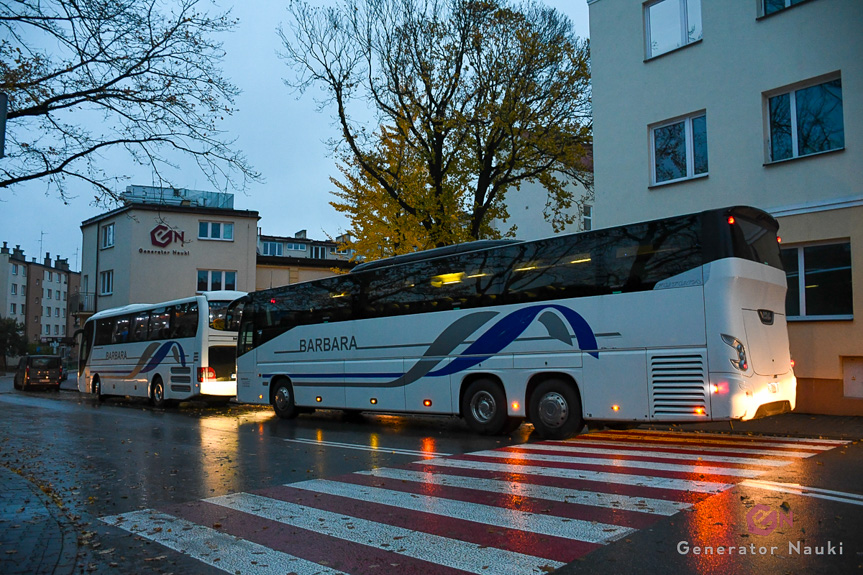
0, 0, 590, 271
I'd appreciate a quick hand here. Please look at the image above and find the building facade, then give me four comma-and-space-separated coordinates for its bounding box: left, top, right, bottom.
78, 187, 260, 314
588, 0, 862, 414
1, 243, 81, 357
256, 231, 354, 290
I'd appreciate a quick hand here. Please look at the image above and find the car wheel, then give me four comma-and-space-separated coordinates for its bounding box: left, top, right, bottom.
528, 378, 584, 440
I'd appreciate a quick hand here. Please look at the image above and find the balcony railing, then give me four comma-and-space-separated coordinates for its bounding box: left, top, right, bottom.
69, 291, 95, 315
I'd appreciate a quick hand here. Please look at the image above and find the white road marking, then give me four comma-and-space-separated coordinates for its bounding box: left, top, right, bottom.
740, 479, 863, 507
359, 467, 691, 515
421, 457, 733, 494
510, 443, 792, 466
289, 478, 636, 543
285, 437, 451, 457
551, 439, 821, 459
207, 491, 565, 575
101, 510, 348, 575
469, 449, 765, 478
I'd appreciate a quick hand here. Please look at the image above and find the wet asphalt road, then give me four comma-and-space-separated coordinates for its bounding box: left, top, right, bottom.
1, 375, 861, 575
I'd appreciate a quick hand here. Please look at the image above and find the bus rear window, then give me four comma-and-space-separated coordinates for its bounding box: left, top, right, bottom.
730, 215, 783, 270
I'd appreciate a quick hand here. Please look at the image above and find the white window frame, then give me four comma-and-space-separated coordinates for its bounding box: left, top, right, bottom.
99, 270, 114, 295
644, 0, 702, 59
582, 205, 593, 231
10, 283, 17, 295
100, 223, 115, 249
782, 241, 853, 321
10, 303, 16, 315
11, 264, 17, 275
765, 75, 844, 163
650, 112, 708, 186
262, 241, 284, 256
198, 221, 235, 241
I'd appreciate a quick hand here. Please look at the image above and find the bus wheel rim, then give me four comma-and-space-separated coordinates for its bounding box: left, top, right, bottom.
275, 386, 291, 409
538, 392, 568, 429
470, 391, 496, 423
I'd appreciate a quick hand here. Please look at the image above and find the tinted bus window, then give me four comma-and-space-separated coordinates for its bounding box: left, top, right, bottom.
172, 303, 198, 338
731, 215, 782, 270
131, 311, 150, 342
149, 307, 170, 340
95, 318, 115, 346
113, 316, 131, 344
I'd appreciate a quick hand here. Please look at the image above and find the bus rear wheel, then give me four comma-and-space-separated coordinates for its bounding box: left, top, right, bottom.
272, 379, 299, 419
529, 379, 584, 440
462, 379, 510, 435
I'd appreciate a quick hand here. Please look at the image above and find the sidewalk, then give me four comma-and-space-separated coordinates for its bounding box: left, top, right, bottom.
0, 466, 79, 575
640, 412, 863, 440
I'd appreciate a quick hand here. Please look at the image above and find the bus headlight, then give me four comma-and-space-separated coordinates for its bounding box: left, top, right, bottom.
721, 334, 748, 371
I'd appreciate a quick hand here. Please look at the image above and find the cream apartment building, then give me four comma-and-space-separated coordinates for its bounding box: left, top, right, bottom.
79, 187, 259, 313
588, 0, 862, 414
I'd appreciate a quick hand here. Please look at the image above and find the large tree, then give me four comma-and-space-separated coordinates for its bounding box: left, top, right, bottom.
281, 0, 592, 258
0, 0, 259, 203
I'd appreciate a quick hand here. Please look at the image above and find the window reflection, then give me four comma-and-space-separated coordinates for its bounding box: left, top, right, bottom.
769, 78, 844, 162
654, 121, 687, 183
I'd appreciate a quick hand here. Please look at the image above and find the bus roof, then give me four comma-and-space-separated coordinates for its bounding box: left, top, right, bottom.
87, 291, 247, 322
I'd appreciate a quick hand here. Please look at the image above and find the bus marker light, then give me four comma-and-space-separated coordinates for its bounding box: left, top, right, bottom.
790, 359, 796, 368
695, 407, 706, 415
727, 216, 736, 225
316, 396, 323, 402
612, 404, 620, 412
423, 399, 432, 407
259, 394, 264, 400
711, 382, 729, 394
370, 398, 378, 405
511, 401, 520, 411
777, 236, 782, 243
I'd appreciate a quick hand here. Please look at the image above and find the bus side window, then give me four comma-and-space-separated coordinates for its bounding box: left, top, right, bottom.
131, 311, 150, 342
172, 302, 199, 338
149, 307, 171, 340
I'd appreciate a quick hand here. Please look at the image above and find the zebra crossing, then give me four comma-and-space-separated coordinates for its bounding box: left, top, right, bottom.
102, 429, 849, 575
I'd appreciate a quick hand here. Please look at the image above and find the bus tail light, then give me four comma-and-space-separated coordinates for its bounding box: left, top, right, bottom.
721, 334, 748, 371
198, 367, 216, 382
711, 382, 729, 394
694, 407, 706, 416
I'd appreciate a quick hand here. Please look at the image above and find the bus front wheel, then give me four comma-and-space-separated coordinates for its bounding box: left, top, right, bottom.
93, 377, 105, 402
529, 379, 584, 440
462, 379, 510, 435
150, 376, 168, 408
272, 379, 299, 419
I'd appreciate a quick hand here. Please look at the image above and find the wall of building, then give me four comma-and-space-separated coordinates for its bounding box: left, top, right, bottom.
589, 0, 862, 225
587, 0, 863, 415
81, 204, 259, 311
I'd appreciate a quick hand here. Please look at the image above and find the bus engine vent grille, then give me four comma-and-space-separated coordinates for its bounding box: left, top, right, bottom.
649, 353, 708, 418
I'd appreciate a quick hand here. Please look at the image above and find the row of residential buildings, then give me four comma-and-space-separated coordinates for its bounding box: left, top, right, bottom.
1, 0, 859, 416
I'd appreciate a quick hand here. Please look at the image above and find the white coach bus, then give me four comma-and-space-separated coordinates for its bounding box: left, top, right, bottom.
229, 206, 796, 439
78, 291, 245, 406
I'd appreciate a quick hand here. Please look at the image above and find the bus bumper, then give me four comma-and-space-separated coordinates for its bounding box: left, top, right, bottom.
200, 379, 237, 397
714, 371, 797, 422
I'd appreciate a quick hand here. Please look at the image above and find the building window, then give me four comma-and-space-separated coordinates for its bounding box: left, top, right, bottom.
781, 242, 852, 319
310, 245, 328, 259
262, 241, 283, 256
45, 325, 51, 336
197, 270, 237, 292
55, 308, 60, 317
10, 303, 16, 315
11, 264, 17, 275
582, 205, 593, 231
285, 242, 307, 251
100, 270, 114, 295
10, 284, 16, 295
101, 223, 115, 249
762, 0, 809, 16
54, 325, 59, 336
768, 77, 844, 163
198, 221, 234, 241
47, 289, 53, 299
651, 112, 708, 184
645, 0, 702, 59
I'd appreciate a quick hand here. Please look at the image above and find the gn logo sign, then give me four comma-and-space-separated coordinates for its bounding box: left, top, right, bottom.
150, 224, 186, 248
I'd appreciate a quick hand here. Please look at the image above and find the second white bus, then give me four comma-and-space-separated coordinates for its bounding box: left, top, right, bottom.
78, 291, 245, 406
230, 206, 796, 439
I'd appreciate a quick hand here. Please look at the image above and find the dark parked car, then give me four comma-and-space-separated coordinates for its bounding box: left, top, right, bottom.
13, 355, 64, 391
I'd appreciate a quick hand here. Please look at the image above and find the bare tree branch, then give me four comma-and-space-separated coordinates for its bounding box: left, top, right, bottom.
0, 0, 261, 203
